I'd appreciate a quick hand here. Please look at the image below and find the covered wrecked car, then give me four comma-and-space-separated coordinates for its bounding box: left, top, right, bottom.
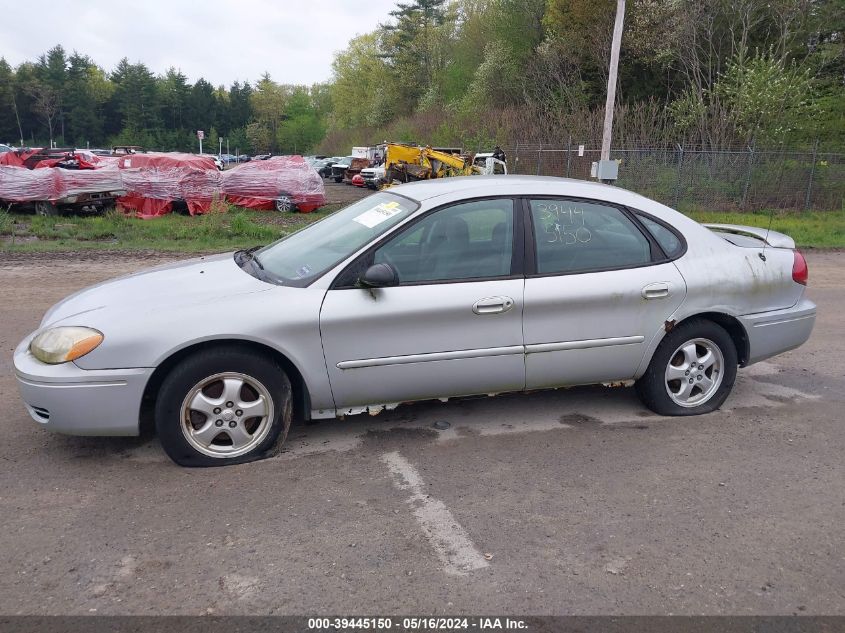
116, 152, 221, 218
0, 149, 124, 216
221, 155, 325, 212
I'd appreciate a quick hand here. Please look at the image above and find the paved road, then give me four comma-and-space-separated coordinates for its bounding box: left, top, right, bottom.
0, 251, 842, 615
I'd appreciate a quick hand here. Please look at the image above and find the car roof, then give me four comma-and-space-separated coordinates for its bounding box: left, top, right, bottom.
389, 175, 658, 209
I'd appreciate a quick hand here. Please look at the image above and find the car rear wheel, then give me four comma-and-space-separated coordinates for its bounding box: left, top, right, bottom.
274, 194, 294, 212
155, 347, 292, 467
635, 319, 737, 416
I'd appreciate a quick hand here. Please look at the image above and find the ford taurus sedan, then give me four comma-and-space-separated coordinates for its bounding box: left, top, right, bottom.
13, 176, 816, 467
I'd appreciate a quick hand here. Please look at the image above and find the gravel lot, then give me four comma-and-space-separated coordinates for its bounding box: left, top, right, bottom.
0, 250, 842, 615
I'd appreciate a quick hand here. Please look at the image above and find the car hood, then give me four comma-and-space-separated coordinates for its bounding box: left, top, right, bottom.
41, 253, 271, 328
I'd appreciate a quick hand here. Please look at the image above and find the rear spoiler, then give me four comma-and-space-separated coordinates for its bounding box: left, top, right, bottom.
703, 223, 795, 249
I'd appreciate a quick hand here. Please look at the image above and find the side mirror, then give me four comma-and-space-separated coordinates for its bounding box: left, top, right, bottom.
359, 263, 398, 288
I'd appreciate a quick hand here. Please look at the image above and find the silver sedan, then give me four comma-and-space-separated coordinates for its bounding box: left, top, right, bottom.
14, 176, 816, 466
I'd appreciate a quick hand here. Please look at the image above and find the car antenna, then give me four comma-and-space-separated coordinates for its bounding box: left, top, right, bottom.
759, 207, 774, 262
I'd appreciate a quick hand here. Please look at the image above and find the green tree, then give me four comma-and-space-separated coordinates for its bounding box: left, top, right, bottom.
64, 53, 112, 146
109, 59, 161, 138
228, 81, 254, 132
329, 32, 395, 128
250, 74, 289, 152
380, 0, 450, 109
0, 59, 23, 144
187, 78, 217, 134
159, 68, 191, 133
278, 88, 326, 153
715, 51, 818, 144
36, 45, 68, 143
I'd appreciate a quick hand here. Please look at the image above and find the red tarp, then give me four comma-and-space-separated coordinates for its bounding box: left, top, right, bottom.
0, 151, 26, 167
0, 164, 124, 203
221, 156, 325, 212
0, 150, 123, 203
1, 151, 327, 217
116, 152, 221, 218
0, 165, 57, 201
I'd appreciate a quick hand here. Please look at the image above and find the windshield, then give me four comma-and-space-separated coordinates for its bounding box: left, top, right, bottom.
255, 192, 418, 286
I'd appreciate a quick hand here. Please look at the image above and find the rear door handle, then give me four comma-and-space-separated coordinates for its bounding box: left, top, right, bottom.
642, 282, 670, 299
473, 296, 514, 315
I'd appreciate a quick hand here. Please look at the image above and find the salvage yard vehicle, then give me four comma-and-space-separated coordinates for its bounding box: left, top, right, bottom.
14, 176, 816, 467
0, 148, 125, 216
221, 155, 325, 212
112, 145, 145, 155
330, 156, 353, 183
30, 176, 124, 217
342, 157, 370, 184
116, 152, 221, 217
311, 157, 337, 178
473, 152, 508, 174
360, 164, 386, 189
382, 144, 507, 186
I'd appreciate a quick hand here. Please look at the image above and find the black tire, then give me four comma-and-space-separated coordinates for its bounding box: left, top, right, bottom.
155, 346, 292, 467
635, 319, 738, 416
35, 200, 60, 216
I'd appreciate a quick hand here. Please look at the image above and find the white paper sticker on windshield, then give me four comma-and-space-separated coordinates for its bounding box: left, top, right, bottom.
352, 201, 403, 228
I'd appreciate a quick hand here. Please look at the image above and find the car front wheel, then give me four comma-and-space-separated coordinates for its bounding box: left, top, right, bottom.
635, 319, 738, 416
155, 347, 292, 467
35, 200, 60, 216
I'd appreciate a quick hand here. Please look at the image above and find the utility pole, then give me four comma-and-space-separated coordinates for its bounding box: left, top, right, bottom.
594, 0, 625, 183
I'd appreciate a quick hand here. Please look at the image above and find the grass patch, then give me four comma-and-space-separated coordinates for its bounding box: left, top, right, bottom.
0, 209, 13, 236
0, 204, 338, 253
684, 209, 845, 249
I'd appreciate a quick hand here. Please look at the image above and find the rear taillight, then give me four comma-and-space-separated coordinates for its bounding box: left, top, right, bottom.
792, 250, 808, 285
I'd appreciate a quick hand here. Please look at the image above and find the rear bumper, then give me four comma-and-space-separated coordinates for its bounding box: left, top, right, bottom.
13, 338, 152, 436
740, 298, 816, 364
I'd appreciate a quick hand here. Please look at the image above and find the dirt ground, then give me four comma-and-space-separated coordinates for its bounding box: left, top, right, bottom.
0, 251, 842, 615
323, 180, 372, 206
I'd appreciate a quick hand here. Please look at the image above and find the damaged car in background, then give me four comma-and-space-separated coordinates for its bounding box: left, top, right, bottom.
14, 176, 815, 467
0, 148, 124, 216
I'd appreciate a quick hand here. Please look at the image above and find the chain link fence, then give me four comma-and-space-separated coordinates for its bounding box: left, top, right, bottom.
497, 141, 843, 212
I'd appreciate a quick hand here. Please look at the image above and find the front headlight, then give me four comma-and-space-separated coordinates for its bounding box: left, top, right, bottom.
30, 327, 104, 364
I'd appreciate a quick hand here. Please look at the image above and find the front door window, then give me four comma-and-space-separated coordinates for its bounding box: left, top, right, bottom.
373, 198, 515, 283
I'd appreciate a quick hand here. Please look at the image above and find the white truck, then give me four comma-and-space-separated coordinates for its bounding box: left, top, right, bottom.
472, 152, 508, 175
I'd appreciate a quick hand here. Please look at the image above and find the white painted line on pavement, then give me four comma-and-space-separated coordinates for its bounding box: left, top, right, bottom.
381, 451, 489, 576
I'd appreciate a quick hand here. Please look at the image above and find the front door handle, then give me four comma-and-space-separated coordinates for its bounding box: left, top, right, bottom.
642, 282, 670, 300
473, 296, 514, 315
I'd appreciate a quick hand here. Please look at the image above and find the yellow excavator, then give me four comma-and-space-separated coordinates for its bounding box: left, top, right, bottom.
380, 143, 506, 187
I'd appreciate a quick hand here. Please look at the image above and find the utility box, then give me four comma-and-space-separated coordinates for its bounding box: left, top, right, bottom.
591, 159, 618, 181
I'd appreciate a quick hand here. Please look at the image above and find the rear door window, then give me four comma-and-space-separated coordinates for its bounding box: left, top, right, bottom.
634, 213, 685, 258
529, 199, 652, 275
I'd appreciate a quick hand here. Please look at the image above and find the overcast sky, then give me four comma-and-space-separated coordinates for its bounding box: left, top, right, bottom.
1, 0, 398, 86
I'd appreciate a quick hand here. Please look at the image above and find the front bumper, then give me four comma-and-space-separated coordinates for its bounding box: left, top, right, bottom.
740, 297, 817, 365
13, 337, 153, 436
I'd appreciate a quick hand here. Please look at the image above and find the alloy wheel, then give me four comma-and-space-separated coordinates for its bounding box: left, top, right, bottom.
664, 338, 724, 408
179, 372, 274, 458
